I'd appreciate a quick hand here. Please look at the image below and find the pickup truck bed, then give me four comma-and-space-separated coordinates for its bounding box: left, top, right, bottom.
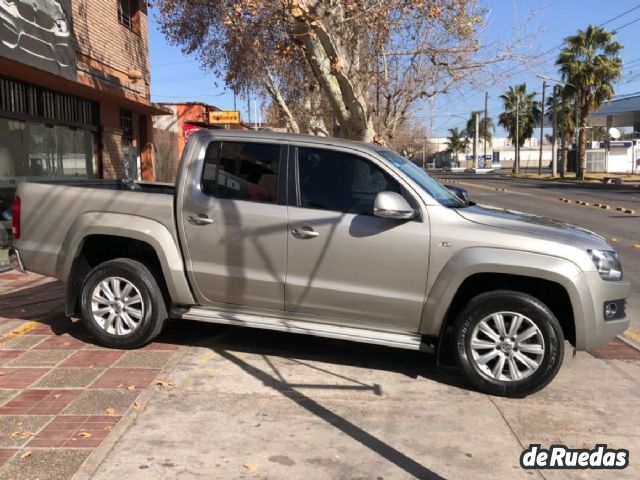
17, 181, 178, 281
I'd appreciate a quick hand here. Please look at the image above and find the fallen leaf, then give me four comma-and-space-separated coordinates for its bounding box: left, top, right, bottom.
103, 426, 113, 432
155, 380, 174, 389
126, 385, 136, 391
20, 451, 32, 459
54, 394, 61, 399
0, 371, 5, 376
243, 464, 259, 473
133, 401, 143, 411
78, 432, 92, 438
11, 431, 34, 439
105, 407, 116, 415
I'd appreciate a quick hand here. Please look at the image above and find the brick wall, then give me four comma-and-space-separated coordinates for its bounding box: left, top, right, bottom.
72, 0, 150, 98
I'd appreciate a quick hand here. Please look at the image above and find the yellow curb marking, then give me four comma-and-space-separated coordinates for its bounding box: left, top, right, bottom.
624, 329, 640, 345
633, 243, 640, 249
0, 322, 40, 347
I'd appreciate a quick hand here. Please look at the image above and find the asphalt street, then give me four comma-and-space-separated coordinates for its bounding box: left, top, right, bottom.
436, 173, 640, 341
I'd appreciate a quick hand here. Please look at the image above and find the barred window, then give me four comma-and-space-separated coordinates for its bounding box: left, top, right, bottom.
118, 0, 140, 33
118, 0, 132, 29
120, 109, 133, 146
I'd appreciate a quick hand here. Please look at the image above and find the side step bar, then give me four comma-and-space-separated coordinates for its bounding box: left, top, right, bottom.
172, 306, 434, 353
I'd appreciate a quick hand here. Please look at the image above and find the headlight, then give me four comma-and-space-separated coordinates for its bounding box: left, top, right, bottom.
588, 249, 623, 281
54, 18, 68, 34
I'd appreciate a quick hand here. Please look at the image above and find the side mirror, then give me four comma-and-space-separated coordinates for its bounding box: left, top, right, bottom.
373, 191, 416, 220
445, 185, 469, 204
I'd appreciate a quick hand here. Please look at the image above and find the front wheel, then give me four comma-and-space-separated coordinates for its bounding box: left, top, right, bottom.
453, 290, 564, 397
79, 258, 168, 349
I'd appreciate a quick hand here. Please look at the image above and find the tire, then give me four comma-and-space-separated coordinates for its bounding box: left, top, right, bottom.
80, 258, 168, 349
453, 290, 564, 397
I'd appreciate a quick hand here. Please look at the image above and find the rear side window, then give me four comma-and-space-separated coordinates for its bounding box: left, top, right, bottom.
297, 147, 403, 216
202, 141, 281, 203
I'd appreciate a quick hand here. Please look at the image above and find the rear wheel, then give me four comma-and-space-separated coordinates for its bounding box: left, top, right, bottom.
80, 258, 167, 349
453, 290, 564, 397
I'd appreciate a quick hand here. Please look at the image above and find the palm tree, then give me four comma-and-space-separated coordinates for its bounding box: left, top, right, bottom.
556, 25, 622, 179
465, 111, 495, 147
546, 86, 576, 177
445, 127, 469, 166
498, 83, 541, 173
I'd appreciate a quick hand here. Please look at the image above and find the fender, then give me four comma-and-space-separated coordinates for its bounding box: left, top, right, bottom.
419, 247, 592, 347
57, 212, 195, 314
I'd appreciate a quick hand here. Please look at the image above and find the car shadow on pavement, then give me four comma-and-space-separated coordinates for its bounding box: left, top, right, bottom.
0, 280, 65, 320
210, 344, 447, 480
162, 319, 469, 390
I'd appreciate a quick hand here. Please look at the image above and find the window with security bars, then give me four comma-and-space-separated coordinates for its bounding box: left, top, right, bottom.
118, 0, 132, 29
0, 75, 98, 128
120, 109, 133, 146
118, 0, 141, 33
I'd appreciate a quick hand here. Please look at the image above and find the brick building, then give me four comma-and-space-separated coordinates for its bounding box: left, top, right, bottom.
153, 102, 249, 182
0, 0, 167, 194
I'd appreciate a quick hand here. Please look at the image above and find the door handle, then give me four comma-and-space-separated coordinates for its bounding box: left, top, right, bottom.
188, 214, 214, 225
292, 226, 319, 239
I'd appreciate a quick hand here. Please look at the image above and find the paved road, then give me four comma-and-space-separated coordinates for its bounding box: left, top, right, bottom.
436, 173, 640, 339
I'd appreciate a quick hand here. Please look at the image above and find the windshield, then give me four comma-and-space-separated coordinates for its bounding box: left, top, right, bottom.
377, 149, 466, 207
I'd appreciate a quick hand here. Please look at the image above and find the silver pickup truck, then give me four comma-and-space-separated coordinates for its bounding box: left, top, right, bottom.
9, 130, 630, 397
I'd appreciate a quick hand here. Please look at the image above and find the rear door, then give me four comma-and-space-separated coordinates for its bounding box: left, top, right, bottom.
285, 145, 430, 333
179, 139, 288, 310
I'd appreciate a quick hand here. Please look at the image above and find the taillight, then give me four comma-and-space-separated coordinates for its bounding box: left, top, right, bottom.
11, 195, 20, 240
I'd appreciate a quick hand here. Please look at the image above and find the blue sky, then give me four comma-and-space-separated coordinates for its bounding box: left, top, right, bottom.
148, 1, 640, 137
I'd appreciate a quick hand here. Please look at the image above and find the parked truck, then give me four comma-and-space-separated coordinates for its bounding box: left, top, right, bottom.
9, 130, 630, 397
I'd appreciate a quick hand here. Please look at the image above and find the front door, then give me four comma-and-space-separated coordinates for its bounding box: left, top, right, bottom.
285, 146, 430, 333
180, 140, 288, 310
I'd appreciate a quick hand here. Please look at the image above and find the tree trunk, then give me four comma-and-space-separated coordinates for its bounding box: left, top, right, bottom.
264, 70, 300, 134
560, 134, 567, 178
303, 64, 329, 136
288, 2, 377, 142
578, 100, 589, 181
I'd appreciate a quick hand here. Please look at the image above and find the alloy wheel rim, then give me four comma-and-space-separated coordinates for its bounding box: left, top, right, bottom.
91, 276, 144, 336
469, 311, 545, 382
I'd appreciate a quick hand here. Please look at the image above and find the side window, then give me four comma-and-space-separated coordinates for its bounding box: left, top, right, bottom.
297, 147, 403, 216
202, 141, 280, 203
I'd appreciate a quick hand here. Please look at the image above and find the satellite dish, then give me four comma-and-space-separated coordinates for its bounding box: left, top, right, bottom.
608, 127, 621, 139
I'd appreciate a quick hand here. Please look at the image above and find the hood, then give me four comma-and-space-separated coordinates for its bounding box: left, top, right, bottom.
455, 204, 611, 250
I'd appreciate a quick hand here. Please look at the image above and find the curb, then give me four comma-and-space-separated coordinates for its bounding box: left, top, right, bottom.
72, 345, 190, 480
618, 332, 640, 353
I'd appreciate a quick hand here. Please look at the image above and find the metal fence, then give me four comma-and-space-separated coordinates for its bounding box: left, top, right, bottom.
586, 150, 606, 172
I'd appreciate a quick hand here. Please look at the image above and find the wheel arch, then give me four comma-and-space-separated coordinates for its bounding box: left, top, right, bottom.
60, 213, 195, 317
421, 248, 587, 356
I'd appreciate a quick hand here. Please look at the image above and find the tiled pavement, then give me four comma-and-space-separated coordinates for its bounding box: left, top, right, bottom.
0, 272, 185, 480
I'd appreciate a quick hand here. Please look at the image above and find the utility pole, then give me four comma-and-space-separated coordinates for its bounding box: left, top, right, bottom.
473, 112, 479, 169
484, 92, 488, 167
514, 99, 520, 174
247, 95, 252, 128
538, 80, 546, 176
551, 85, 558, 177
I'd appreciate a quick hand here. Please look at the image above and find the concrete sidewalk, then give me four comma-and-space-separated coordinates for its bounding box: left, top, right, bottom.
87, 324, 640, 480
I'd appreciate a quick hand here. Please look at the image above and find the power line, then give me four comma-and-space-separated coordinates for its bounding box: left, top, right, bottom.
599, 4, 640, 26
